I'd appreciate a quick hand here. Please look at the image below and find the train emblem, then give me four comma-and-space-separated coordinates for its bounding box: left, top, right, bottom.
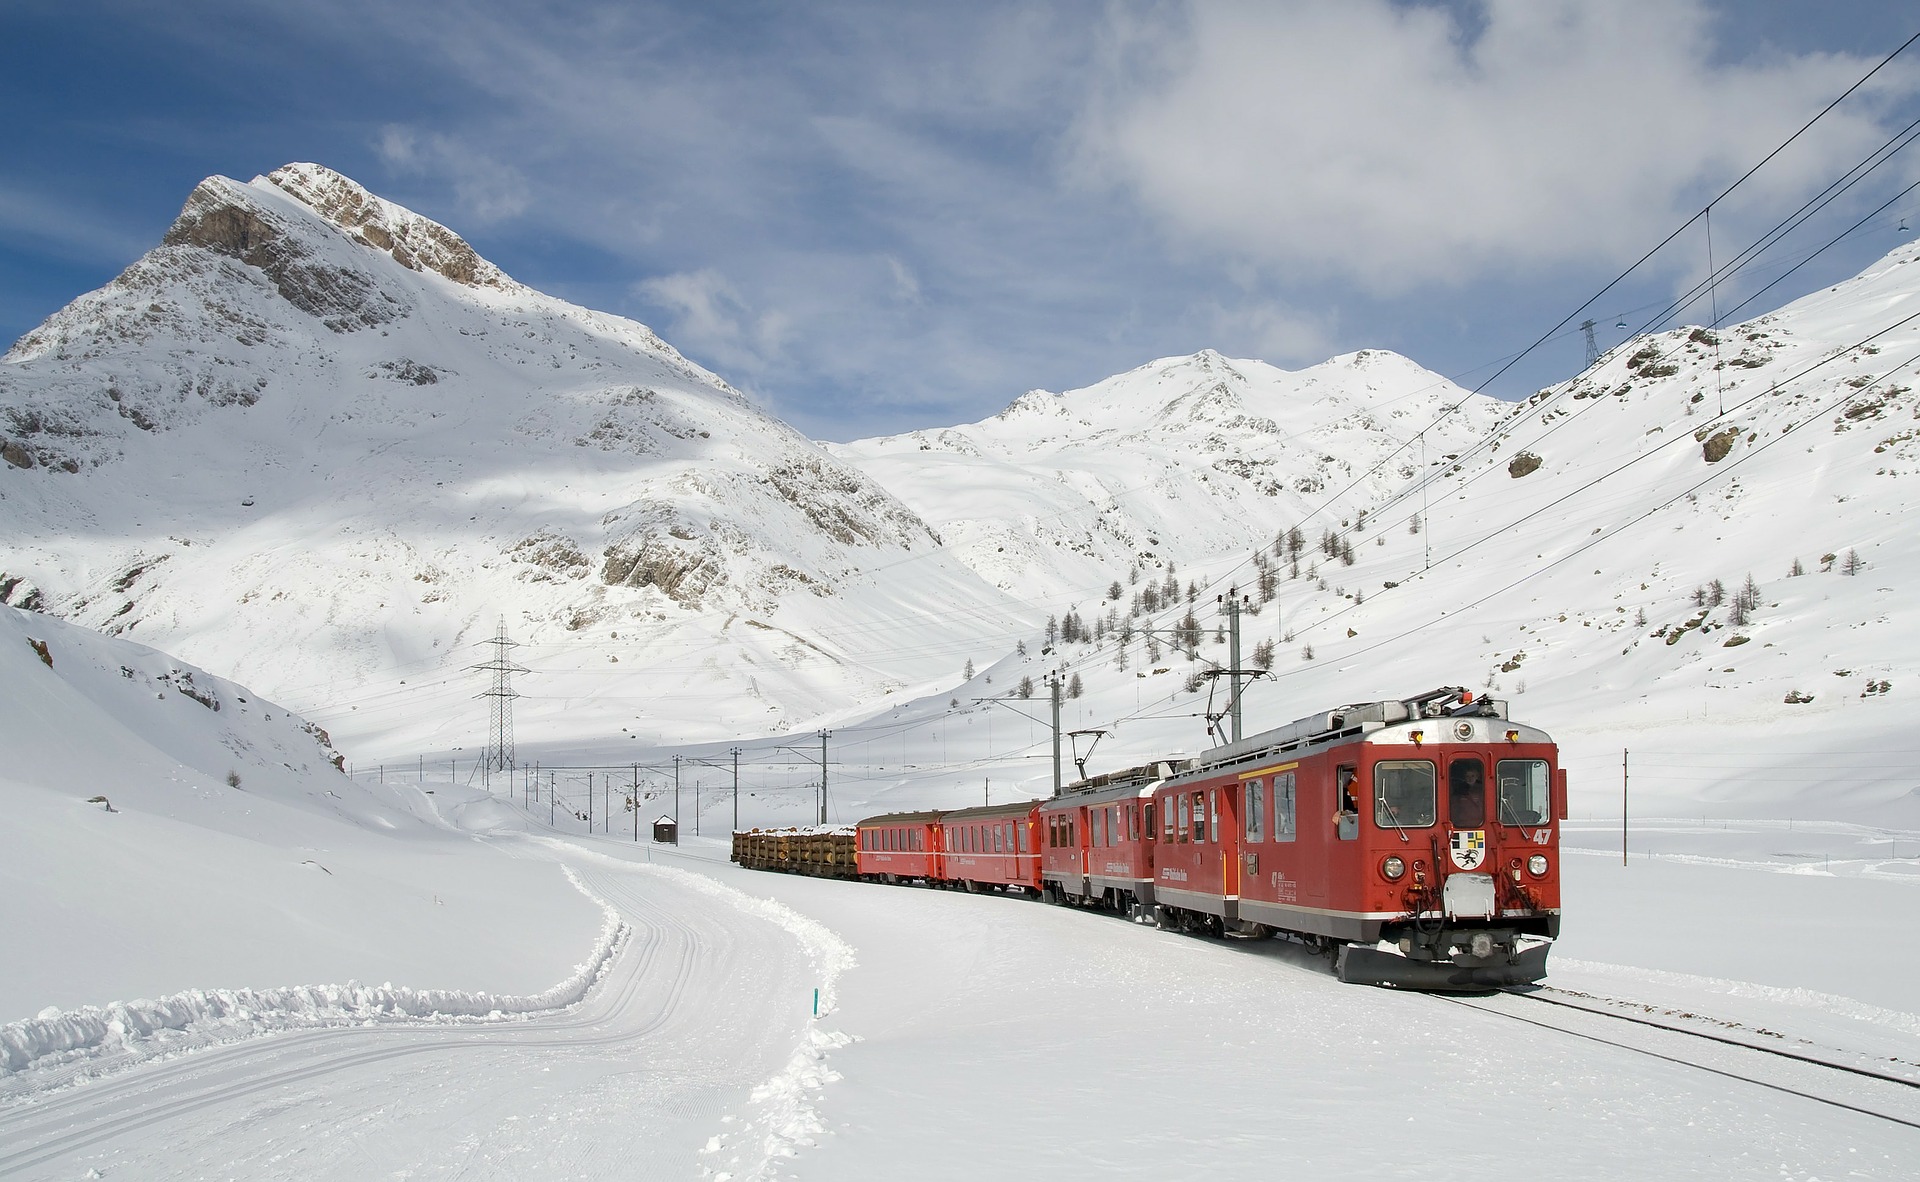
1450, 829, 1487, 870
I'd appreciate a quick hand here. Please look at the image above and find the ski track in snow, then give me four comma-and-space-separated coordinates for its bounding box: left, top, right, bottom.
0, 864, 628, 1087
0, 842, 853, 1182
550, 843, 859, 1181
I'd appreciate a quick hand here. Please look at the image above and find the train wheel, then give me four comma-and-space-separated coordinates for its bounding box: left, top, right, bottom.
1153, 904, 1178, 929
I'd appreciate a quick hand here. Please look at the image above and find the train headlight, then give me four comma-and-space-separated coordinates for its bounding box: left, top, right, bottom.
1528, 854, 1549, 876
1383, 856, 1406, 880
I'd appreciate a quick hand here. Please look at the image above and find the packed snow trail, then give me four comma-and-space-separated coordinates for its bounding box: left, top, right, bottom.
0, 845, 842, 1181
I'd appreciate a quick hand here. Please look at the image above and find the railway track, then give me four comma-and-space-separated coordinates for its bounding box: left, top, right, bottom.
1438, 985, 1920, 1132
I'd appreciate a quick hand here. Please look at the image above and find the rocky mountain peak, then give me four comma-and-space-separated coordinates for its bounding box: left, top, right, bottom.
262, 164, 512, 291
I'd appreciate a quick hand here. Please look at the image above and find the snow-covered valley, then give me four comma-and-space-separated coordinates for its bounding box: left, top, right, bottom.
4, 164, 1918, 1178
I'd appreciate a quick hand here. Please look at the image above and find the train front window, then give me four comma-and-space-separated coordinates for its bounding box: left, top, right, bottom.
1374, 761, 1437, 828
1449, 759, 1487, 829
1496, 760, 1551, 826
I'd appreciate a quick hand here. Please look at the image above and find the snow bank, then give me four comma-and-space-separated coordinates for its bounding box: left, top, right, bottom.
0, 866, 626, 1085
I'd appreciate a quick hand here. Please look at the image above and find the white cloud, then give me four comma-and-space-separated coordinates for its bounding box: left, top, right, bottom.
375, 124, 530, 225
635, 268, 792, 379
1075, 0, 1909, 292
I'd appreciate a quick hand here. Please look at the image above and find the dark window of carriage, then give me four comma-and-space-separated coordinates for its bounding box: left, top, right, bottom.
1449, 758, 1488, 829
1373, 760, 1437, 828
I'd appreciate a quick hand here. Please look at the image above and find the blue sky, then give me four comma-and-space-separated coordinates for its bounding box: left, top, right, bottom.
4, 1, 1918, 440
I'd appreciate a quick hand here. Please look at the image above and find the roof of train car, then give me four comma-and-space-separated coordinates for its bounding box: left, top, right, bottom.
939, 799, 1047, 823
856, 810, 946, 826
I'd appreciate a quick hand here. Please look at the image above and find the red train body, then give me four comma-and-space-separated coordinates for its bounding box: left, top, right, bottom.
761, 687, 1564, 990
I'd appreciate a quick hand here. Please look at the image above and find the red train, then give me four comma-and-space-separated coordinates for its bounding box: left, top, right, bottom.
764, 686, 1565, 990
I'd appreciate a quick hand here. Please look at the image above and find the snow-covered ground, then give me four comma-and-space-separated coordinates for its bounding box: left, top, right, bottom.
6, 167, 1920, 1177
6, 594, 1914, 1177
10, 812, 1917, 1179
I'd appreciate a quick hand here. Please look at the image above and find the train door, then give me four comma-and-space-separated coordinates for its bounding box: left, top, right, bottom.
1219, 784, 1241, 899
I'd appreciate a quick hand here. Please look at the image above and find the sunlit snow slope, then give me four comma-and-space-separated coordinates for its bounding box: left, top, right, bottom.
0, 605, 600, 1023
0, 165, 1014, 756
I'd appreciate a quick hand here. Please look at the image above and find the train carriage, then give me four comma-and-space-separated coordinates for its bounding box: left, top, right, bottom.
1038, 767, 1164, 911
936, 800, 1043, 894
856, 811, 943, 883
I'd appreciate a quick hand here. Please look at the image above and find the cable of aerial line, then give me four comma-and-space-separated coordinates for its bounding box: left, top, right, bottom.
1046, 302, 1920, 698
1260, 328, 1920, 682
1282, 45, 1920, 565
1718, 174, 1920, 325
1150, 138, 1920, 647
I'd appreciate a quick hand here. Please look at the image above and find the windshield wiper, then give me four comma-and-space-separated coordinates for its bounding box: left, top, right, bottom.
1379, 796, 1412, 843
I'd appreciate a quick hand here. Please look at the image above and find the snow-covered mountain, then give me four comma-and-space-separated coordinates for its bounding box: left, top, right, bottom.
0, 165, 1012, 754
830, 348, 1501, 603
875, 237, 1920, 824
6, 160, 1918, 819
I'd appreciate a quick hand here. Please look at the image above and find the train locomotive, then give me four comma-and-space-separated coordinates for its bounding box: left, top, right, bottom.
733, 686, 1565, 990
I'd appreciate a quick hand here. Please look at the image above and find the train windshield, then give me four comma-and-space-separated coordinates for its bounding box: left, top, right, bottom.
1373, 761, 1436, 828
1496, 760, 1552, 826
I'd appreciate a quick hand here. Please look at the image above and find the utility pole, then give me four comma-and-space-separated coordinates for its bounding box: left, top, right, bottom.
674, 755, 681, 825
731, 747, 741, 833
818, 730, 831, 824
1622, 749, 1629, 866
1050, 670, 1063, 797
470, 618, 526, 785
1202, 588, 1262, 745
632, 765, 639, 842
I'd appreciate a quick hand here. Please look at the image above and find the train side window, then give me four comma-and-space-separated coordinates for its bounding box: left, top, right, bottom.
1374, 760, 1438, 828
1245, 779, 1265, 843
1449, 759, 1488, 829
1018, 824, 1030, 854
1192, 791, 1207, 843
1161, 799, 1174, 842
1177, 794, 1191, 843
1129, 804, 1140, 842
1275, 771, 1297, 842
1495, 760, 1551, 826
